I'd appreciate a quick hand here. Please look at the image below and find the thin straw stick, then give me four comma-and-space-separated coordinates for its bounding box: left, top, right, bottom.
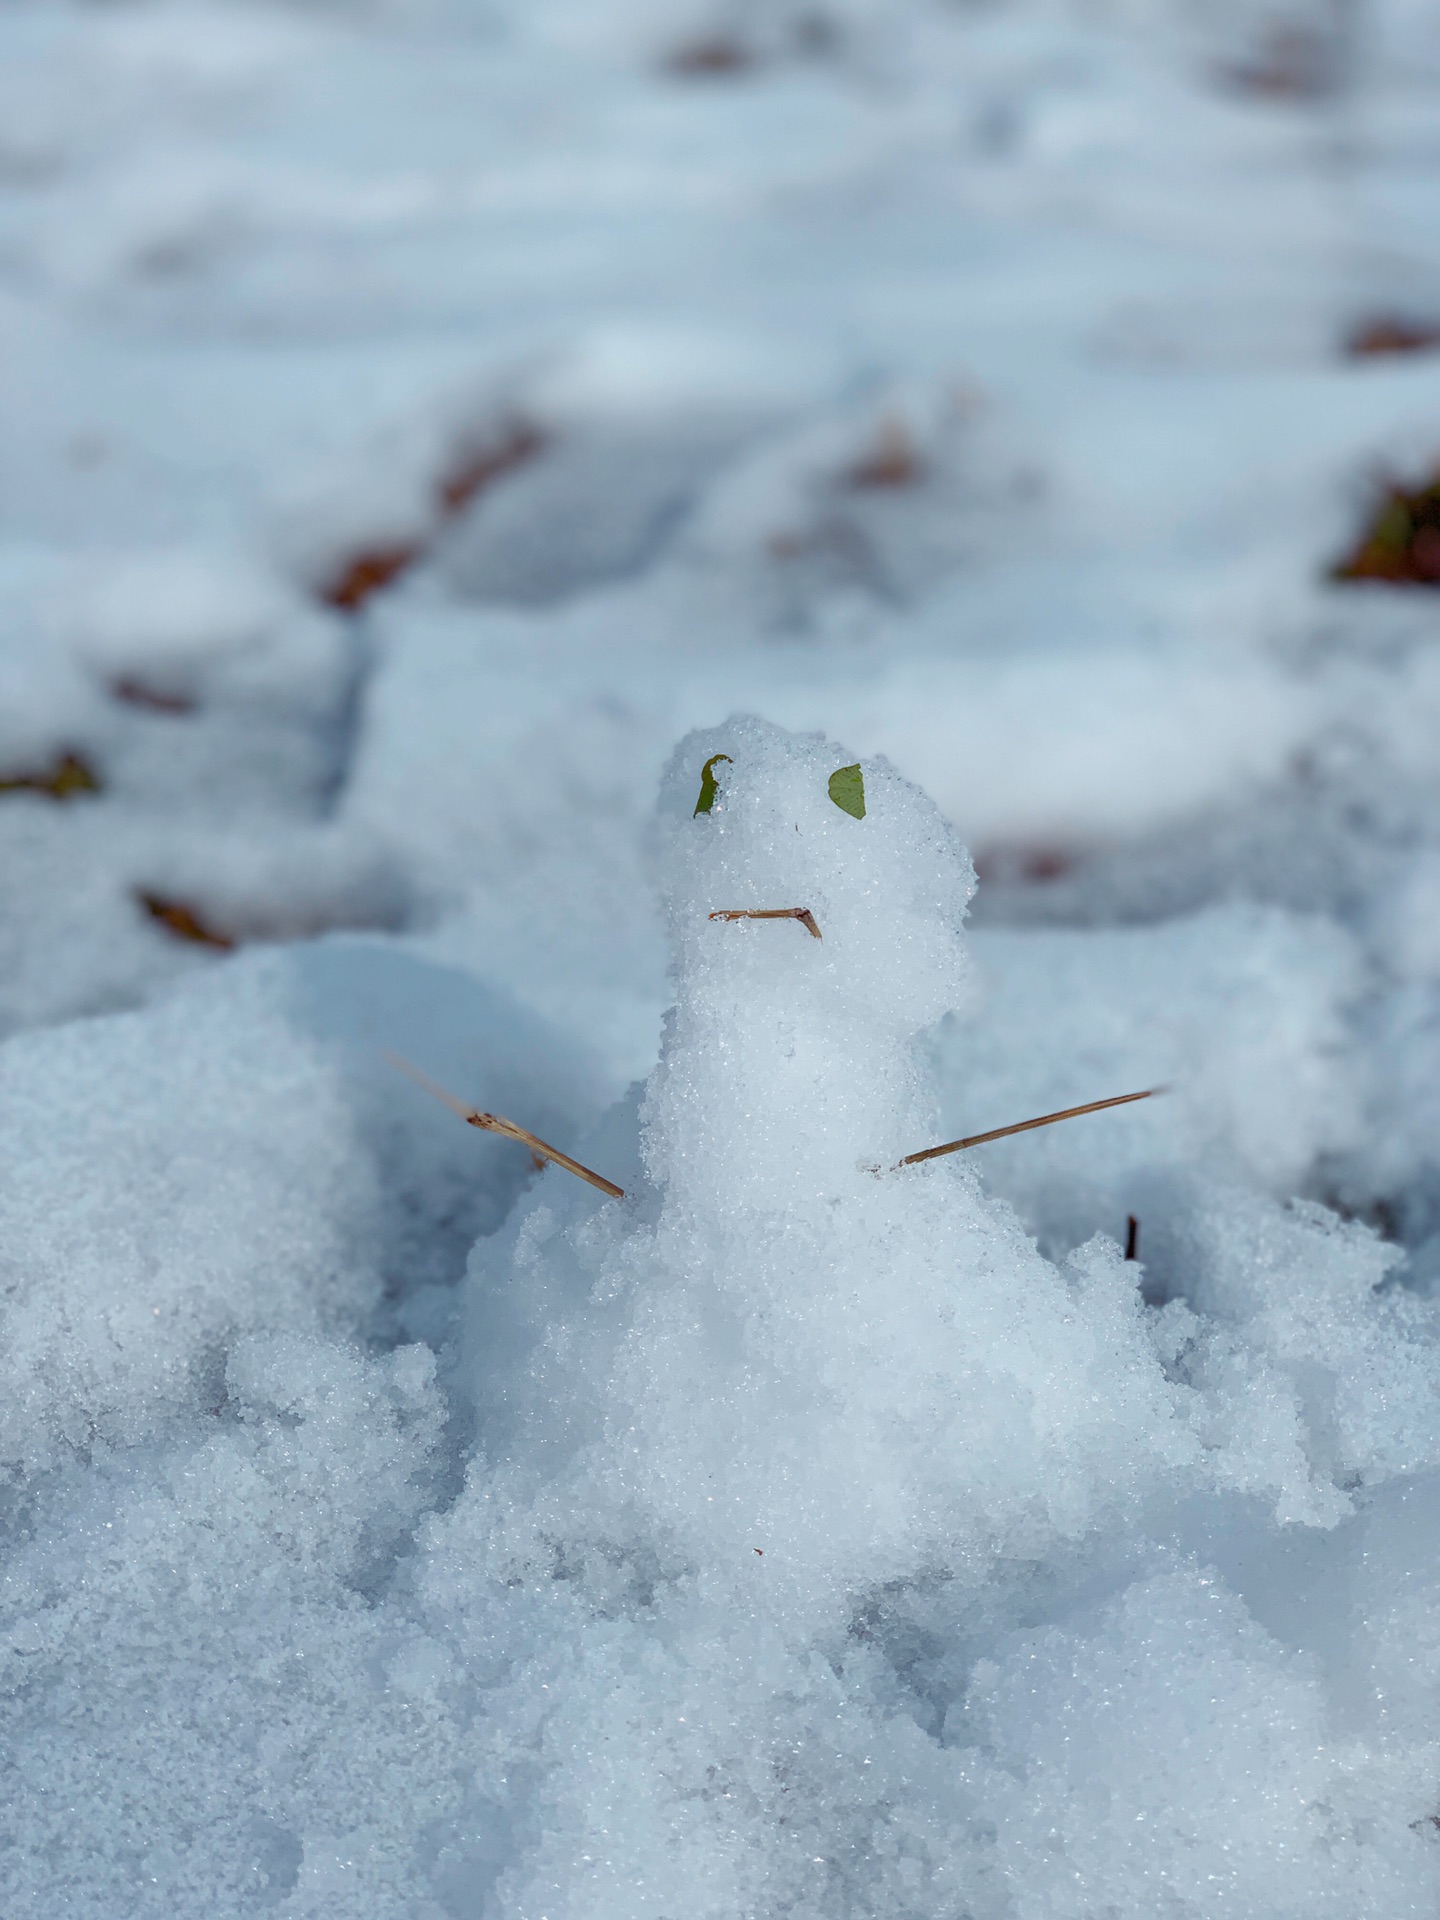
709, 907, 823, 940
386, 1052, 625, 1198
899, 1088, 1163, 1167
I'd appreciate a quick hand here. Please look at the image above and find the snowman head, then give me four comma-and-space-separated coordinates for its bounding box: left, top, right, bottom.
645, 716, 975, 1198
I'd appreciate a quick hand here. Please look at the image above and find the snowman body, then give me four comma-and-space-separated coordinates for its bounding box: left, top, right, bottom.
461, 717, 1189, 1627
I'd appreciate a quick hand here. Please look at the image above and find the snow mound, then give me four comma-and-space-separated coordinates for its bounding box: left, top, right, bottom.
0, 958, 379, 1482
4, 721, 1440, 1915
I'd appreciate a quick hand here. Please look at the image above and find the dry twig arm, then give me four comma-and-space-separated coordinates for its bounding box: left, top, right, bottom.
387, 1052, 625, 1198
709, 907, 823, 940
899, 1088, 1162, 1167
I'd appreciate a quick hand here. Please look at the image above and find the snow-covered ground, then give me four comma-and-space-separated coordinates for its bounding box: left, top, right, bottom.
7, 1, 1440, 1913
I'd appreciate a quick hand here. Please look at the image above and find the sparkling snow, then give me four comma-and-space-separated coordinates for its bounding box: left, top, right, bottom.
6, 1, 1440, 1914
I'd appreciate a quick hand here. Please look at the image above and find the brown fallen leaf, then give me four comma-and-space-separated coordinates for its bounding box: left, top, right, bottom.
437, 422, 545, 515
1219, 25, 1339, 100
136, 892, 235, 951
0, 751, 101, 801
1346, 317, 1440, 360
845, 417, 923, 490
321, 543, 422, 612
665, 35, 752, 76
973, 844, 1073, 886
319, 423, 545, 613
1333, 474, 1440, 585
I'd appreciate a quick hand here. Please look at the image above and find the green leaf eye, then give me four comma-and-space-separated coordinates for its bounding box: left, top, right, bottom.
827, 763, 865, 819
693, 753, 732, 816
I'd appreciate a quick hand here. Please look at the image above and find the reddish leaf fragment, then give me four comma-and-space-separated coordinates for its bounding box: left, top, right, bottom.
845, 418, 922, 490
437, 423, 545, 516
137, 892, 235, 950
1346, 317, 1440, 359
322, 543, 422, 613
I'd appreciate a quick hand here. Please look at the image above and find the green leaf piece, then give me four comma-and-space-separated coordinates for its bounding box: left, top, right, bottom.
827, 763, 866, 819
693, 753, 732, 816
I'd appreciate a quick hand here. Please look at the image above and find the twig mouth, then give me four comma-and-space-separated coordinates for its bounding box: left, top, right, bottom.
709, 907, 823, 941
899, 1087, 1163, 1167
386, 1052, 625, 1199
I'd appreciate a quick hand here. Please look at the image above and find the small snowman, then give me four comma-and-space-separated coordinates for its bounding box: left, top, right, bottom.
460, 716, 1191, 1628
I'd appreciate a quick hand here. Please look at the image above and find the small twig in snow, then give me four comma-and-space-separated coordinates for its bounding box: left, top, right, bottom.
709, 907, 823, 940
899, 1088, 1163, 1168
386, 1052, 624, 1199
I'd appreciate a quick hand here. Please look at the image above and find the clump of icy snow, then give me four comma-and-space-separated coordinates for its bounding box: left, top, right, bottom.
436, 720, 1440, 1913
7, 719, 1440, 1917
459, 719, 1195, 1627
0, 956, 381, 1482
961, 1564, 1437, 1920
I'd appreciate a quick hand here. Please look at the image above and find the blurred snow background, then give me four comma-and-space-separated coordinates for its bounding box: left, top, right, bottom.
7, 0, 1440, 1912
